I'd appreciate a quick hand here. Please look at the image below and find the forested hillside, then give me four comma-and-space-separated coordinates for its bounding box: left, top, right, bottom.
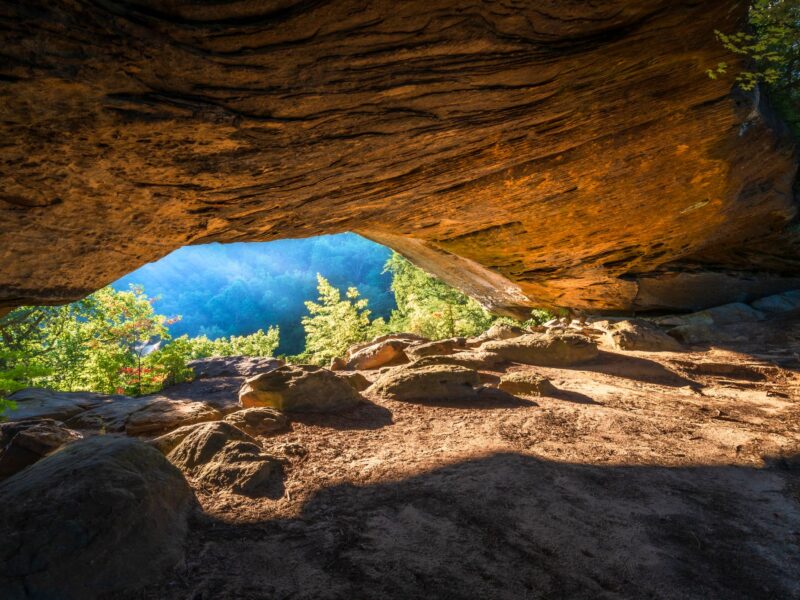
113, 234, 394, 354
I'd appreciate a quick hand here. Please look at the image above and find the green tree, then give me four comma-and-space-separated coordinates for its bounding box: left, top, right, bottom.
300, 274, 385, 364
708, 0, 800, 134
383, 253, 495, 339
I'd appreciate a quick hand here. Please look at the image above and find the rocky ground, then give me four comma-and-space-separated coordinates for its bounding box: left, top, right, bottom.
2, 298, 800, 600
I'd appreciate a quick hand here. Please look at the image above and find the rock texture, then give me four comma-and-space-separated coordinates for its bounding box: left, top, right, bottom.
166, 421, 282, 496
369, 364, 481, 402
0, 436, 194, 600
239, 365, 362, 412
223, 407, 289, 437
187, 356, 284, 379
482, 333, 599, 366
1, 2, 799, 316
0, 418, 82, 478
498, 372, 557, 397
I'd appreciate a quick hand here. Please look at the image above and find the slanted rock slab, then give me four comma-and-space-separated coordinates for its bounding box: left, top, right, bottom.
369, 364, 480, 403
4, 388, 125, 422
482, 333, 599, 367
0, 436, 194, 600
346, 339, 410, 370
124, 398, 221, 436
239, 365, 362, 413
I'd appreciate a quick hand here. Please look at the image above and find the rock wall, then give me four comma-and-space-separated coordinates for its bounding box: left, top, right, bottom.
1, 0, 799, 315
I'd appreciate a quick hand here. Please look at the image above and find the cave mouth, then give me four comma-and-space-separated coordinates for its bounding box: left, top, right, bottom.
111, 233, 397, 357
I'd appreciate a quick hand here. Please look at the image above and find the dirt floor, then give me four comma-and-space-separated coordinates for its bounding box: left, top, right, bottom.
130, 316, 800, 600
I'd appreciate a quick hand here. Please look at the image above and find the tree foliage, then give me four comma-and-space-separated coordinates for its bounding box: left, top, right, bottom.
708, 0, 800, 133
383, 253, 495, 339
298, 274, 386, 365
0, 286, 281, 404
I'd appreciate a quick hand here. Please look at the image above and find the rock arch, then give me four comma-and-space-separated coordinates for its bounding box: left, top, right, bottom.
1, 0, 799, 315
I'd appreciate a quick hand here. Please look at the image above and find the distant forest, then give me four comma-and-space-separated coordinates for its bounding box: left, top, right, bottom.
113, 234, 395, 355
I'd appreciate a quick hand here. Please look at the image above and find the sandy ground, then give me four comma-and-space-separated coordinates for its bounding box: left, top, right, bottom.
129, 317, 800, 600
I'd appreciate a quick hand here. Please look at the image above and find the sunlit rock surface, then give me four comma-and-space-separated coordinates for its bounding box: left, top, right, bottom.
1, 0, 799, 315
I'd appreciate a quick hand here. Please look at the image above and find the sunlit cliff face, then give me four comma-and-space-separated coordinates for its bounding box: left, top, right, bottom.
1, 0, 799, 317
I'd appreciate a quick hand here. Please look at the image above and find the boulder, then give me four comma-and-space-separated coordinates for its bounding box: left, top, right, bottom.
346, 339, 410, 370
0, 419, 83, 478
498, 372, 557, 397
223, 407, 289, 437
239, 365, 362, 413
0, 437, 194, 600
408, 351, 503, 370
668, 323, 718, 345
4, 387, 125, 422
193, 440, 282, 496
345, 333, 428, 359
604, 319, 683, 352
481, 333, 599, 367
187, 356, 284, 379
406, 337, 467, 359
329, 356, 347, 371
336, 371, 373, 392
166, 421, 281, 496
470, 322, 526, 345
750, 289, 800, 314
369, 364, 480, 403
124, 398, 221, 436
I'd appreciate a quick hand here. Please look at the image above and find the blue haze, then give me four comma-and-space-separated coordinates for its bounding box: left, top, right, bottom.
113, 233, 395, 355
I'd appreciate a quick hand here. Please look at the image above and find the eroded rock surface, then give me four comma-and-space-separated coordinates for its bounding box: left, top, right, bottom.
188, 356, 284, 379
0, 418, 82, 479
166, 421, 282, 496
0, 436, 194, 600
223, 407, 289, 437
369, 364, 481, 402
1, 2, 798, 316
482, 333, 599, 367
239, 365, 362, 412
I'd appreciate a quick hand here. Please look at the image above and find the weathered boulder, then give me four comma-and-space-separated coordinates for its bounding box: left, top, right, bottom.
346, 339, 410, 370
0, 437, 194, 600
166, 421, 281, 496
498, 372, 557, 397
481, 333, 599, 367
0, 418, 82, 478
187, 356, 284, 379
604, 319, 683, 352
750, 289, 800, 314
345, 334, 428, 359
470, 323, 526, 345
406, 337, 467, 360
239, 365, 362, 413
369, 364, 480, 403
223, 407, 289, 437
4, 388, 125, 422
409, 351, 503, 370
336, 371, 373, 392
124, 398, 221, 436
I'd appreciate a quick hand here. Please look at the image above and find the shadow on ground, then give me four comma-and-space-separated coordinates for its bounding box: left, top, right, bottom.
134, 453, 800, 600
